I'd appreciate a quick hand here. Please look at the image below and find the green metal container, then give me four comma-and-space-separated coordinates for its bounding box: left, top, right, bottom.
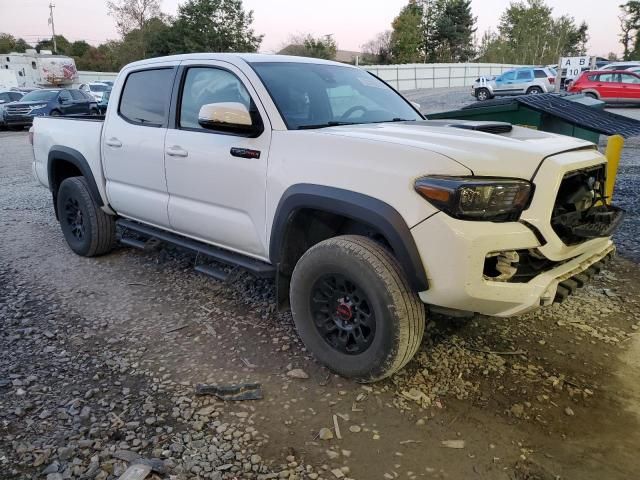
428, 94, 606, 143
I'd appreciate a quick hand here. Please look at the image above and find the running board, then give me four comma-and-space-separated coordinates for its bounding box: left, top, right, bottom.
116, 219, 275, 279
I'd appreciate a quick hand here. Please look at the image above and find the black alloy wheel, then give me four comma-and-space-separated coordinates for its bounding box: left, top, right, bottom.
310, 273, 376, 355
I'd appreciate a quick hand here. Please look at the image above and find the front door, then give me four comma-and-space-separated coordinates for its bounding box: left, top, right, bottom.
102, 63, 178, 228
494, 70, 518, 95
618, 73, 640, 103
69, 89, 90, 114
164, 61, 271, 259
57, 90, 76, 114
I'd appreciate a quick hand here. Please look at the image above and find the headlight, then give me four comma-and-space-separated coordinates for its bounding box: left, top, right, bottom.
30, 104, 48, 110
414, 176, 533, 221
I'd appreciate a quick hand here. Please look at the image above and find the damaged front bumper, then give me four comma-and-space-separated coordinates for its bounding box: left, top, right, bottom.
411, 212, 616, 317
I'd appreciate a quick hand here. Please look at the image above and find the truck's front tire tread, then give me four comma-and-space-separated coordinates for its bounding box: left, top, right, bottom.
57, 176, 115, 257
290, 235, 426, 382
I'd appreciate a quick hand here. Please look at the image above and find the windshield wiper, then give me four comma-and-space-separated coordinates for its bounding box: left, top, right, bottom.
297, 121, 360, 130
386, 118, 417, 123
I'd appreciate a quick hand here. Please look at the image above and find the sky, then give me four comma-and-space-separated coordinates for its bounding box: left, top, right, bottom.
0, 0, 623, 57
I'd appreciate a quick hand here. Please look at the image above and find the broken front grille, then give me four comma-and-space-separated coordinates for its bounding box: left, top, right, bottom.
551, 165, 623, 245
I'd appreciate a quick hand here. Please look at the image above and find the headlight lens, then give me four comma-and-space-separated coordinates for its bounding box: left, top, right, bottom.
30, 104, 48, 110
415, 176, 533, 221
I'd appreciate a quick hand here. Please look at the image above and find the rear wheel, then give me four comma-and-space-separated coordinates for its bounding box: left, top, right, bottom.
527, 86, 543, 95
57, 177, 116, 257
476, 88, 491, 101
290, 235, 426, 382
49, 110, 61, 117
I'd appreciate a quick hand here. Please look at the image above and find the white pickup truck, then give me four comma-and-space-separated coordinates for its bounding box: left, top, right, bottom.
31, 54, 623, 381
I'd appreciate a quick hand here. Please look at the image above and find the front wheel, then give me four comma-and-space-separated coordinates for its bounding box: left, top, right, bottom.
475, 88, 491, 101
57, 177, 116, 257
49, 110, 61, 117
290, 235, 426, 382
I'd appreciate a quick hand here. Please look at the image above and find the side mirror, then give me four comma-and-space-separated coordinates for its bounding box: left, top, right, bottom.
198, 102, 257, 134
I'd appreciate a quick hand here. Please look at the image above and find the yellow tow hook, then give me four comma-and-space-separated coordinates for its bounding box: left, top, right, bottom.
604, 134, 624, 204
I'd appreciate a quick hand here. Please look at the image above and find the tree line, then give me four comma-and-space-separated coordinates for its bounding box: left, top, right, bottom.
0, 0, 261, 71
0, 0, 631, 71
362, 0, 589, 65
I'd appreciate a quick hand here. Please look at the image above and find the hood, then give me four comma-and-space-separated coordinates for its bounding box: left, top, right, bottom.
10, 101, 53, 107
320, 120, 596, 179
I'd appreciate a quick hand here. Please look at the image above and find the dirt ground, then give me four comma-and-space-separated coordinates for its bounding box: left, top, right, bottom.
1, 127, 640, 480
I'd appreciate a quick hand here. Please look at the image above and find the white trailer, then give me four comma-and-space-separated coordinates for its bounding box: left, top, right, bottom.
0, 49, 78, 88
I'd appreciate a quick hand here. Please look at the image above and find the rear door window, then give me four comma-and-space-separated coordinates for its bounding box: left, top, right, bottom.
119, 68, 175, 127
515, 70, 532, 81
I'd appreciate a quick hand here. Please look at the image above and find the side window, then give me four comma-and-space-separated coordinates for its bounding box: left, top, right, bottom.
119, 68, 174, 127
534, 70, 547, 78
500, 71, 515, 81
620, 74, 640, 84
599, 73, 616, 83
179, 67, 252, 130
58, 90, 72, 102
515, 70, 532, 80
69, 89, 85, 100
0, 93, 9, 103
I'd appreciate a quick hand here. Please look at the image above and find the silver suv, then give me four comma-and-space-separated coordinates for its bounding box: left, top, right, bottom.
472, 67, 556, 101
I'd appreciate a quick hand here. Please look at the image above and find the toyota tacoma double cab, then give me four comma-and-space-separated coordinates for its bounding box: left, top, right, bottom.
31, 54, 623, 382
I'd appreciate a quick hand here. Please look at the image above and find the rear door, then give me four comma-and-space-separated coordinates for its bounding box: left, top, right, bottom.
102, 63, 178, 227
513, 69, 533, 93
618, 73, 640, 103
163, 61, 271, 258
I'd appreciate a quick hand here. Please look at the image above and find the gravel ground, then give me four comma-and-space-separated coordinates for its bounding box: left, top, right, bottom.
1, 105, 640, 480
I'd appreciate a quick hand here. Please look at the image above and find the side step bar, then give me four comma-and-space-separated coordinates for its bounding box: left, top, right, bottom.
116, 218, 275, 279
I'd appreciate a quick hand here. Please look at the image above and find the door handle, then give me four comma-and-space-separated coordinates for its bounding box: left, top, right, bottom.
105, 138, 122, 148
166, 146, 188, 157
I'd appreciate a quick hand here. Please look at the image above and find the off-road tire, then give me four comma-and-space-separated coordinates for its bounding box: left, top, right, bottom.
526, 86, 543, 95
57, 177, 116, 257
290, 235, 426, 382
476, 88, 491, 101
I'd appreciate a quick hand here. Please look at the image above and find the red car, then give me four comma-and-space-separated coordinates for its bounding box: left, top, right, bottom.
568, 70, 640, 103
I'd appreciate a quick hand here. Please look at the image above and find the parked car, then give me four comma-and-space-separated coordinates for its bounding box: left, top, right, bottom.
473, 67, 556, 100
101, 81, 114, 88
31, 54, 621, 381
568, 70, 640, 103
600, 61, 640, 71
97, 88, 111, 114
0, 90, 25, 129
79, 82, 110, 101
5, 88, 99, 128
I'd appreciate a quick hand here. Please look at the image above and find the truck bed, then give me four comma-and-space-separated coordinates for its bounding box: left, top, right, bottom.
32, 116, 107, 203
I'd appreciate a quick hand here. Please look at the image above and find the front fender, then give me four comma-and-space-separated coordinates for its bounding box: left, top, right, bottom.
269, 184, 429, 292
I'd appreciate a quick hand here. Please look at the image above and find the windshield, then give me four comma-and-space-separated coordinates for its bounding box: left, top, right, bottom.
21, 90, 58, 102
90, 84, 109, 92
250, 62, 422, 130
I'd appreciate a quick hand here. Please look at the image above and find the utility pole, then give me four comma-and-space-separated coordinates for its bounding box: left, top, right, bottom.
48, 3, 57, 53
